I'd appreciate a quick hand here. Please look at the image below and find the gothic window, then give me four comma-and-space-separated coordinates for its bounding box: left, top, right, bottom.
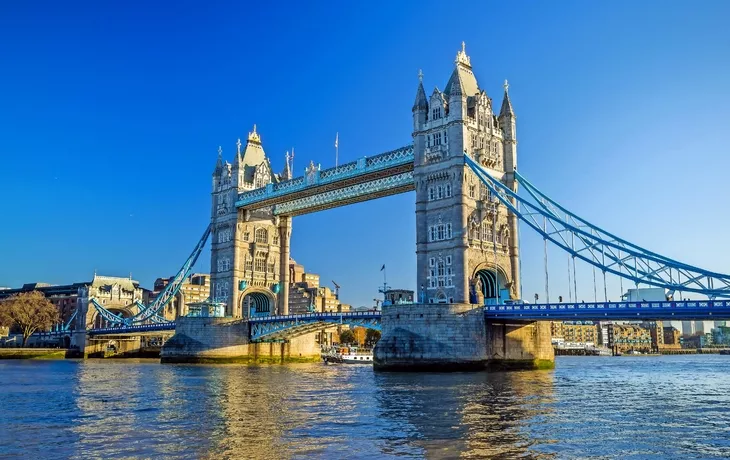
243, 231, 250, 241
446, 256, 452, 265
437, 186, 443, 200
217, 258, 230, 272
433, 132, 442, 146
437, 225, 445, 240
273, 235, 280, 245
429, 187, 435, 201
469, 184, 476, 199
427, 135, 431, 148
267, 263, 275, 273
482, 224, 492, 241
429, 227, 436, 242
445, 184, 451, 197
245, 260, 253, 271
471, 134, 477, 148
432, 107, 442, 120
447, 223, 452, 239
254, 252, 267, 272
429, 257, 435, 267
430, 278, 437, 289
437, 261, 445, 277
429, 269, 435, 278
255, 228, 268, 244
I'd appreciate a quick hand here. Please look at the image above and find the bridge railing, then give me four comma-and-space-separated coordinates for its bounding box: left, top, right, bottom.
236, 145, 413, 207
485, 300, 730, 319
88, 323, 176, 335
248, 311, 381, 323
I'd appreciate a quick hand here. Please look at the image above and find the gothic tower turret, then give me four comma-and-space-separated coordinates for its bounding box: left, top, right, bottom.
413, 43, 520, 305
210, 126, 287, 318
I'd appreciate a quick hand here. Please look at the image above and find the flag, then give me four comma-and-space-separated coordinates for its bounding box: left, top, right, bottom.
380, 264, 385, 271
335, 132, 339, 149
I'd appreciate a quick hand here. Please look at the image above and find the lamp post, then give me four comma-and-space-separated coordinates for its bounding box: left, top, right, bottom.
420, 284, 425, 304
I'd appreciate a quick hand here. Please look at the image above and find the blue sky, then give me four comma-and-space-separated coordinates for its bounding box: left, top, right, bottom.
1, 1, 729, 307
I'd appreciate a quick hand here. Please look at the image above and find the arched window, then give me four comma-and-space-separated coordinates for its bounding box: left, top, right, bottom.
446, 223, 452, 239
255, 228, 268, 243
445, 184, 451, 197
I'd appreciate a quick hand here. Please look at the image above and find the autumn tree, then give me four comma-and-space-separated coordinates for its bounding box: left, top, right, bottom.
365, 328, 381, 348
0, 291, 59, 346
338, 329, 357, 345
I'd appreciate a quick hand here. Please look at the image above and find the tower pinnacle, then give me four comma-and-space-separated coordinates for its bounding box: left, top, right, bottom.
418, 69, 423, 83
455, 41, 471, 67
248, 124, 261, 144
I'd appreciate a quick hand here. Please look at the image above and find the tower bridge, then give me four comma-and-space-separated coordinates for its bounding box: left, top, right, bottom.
61, 43, 730, 368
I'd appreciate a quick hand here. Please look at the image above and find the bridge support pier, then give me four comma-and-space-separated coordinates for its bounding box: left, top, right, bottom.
161, 316, 320, 363
373, 303, 553, 371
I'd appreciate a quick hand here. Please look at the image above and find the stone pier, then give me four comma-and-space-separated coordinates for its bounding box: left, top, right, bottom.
161, 317, 320, 364
373, 303, 554, 371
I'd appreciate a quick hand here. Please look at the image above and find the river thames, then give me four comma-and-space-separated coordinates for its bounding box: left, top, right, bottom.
1, 355, 729, 459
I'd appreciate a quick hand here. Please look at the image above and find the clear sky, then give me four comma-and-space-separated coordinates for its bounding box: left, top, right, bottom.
1, 0, 729, 307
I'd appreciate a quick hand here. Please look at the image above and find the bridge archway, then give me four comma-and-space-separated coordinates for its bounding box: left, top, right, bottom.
241, 290, 275, 317
472, 265, 509, 305
93, 307, 133, 329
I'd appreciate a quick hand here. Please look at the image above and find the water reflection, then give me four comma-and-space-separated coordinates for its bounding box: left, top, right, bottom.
373, 371, 556, 458
2, 356, 730, 459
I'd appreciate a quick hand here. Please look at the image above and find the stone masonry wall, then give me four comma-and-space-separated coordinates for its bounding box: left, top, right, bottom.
161, 317, 320, 363
374, 303, 488, 371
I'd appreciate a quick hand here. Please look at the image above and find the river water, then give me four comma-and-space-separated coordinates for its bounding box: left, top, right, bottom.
1, 355, 729, 459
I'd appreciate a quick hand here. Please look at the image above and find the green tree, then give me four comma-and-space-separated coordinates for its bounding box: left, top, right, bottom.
0, 291, 59, 346
365, 328, 381, 348
339, 329, 357, 345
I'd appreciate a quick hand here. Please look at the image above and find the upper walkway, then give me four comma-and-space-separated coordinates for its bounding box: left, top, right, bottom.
235, 145, 414, 215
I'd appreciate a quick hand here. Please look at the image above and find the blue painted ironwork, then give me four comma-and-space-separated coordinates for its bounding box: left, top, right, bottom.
249, 311, 381, 342
486, 300, 730, 321
236, 145, 414, 209
88, 322, 176, 337
464, 155, 730, 298
91, 225, 211, 326
273, 171, 414, 215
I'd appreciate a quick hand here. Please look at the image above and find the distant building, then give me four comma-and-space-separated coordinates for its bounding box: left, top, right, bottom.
641, 321, 664, 351
152, 273, 210, 320
562, 321, 597, 346
607, 324, 652, 353
662, 327, 682, 349
287, 259, 350, 314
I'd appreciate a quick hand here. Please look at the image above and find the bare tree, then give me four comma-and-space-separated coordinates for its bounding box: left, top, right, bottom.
0, 291, 59, 346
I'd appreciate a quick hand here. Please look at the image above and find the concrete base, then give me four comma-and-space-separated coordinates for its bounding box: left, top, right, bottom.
374, 303, 554, 371
160, 317, 321, 364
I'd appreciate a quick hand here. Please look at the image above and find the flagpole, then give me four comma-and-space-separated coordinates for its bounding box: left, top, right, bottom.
335, 132, 339, 168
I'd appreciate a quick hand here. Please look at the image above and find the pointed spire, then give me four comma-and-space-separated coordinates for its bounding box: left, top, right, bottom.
214, 146, 223, 173
248, 124, 261, 144
236, 138, 242, 155
412, 69, 428, 112
281, 151, 292, 180
499, 79, 515, 118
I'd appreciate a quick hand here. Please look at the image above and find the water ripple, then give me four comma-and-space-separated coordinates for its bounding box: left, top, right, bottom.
0, 355, 729, 458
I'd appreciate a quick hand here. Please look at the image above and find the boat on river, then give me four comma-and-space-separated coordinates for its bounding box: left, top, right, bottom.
322, 346, 373, 364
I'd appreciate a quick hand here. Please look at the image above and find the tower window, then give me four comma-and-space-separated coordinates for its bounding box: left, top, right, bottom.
255, 228, 268, 244
469, 184, 476, 198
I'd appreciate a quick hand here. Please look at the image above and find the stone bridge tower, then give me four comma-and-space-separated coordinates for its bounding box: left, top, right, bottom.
412, 43, 520, 305
210, 126, 292, 317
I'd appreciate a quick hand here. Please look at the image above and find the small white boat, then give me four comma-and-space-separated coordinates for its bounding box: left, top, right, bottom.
322, 346, 373, 364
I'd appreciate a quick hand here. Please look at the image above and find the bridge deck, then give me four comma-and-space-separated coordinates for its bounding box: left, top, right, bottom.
485, 300, 730, 321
